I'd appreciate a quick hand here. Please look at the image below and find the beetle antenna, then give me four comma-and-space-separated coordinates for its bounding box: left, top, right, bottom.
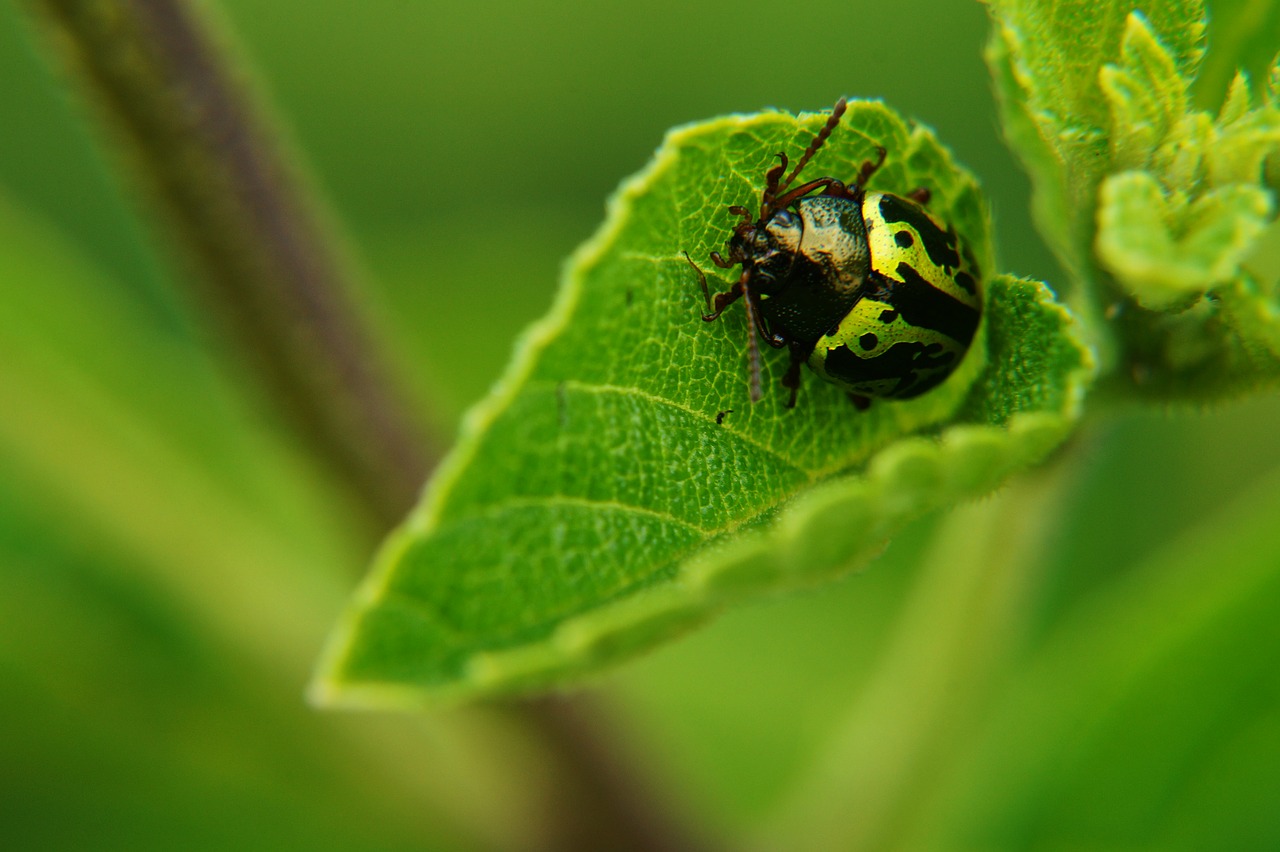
739, 275, 764, 402
777, 97, 847, 195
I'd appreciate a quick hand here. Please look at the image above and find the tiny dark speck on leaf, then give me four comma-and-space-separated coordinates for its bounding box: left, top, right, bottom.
556, 381, 568, 428
626, 288, 634, 306
716, 409, 733, 425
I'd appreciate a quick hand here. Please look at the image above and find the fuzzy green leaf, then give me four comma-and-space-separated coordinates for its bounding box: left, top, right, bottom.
1205, 91, 1280, 187
1219, 70, 1252, 125
1097, 172, 1275, 308
987, 0, 1280, 400
984, 1, 1206, 279
311, 103, 1092, 705
1093, 15, 1280, 323
1100, 12, 1189, 172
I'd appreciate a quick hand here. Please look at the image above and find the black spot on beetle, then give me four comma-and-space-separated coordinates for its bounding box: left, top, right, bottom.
954, 271, 977, 294
879, 194, 961, 271
859, 332, 878, 350
879, 309, 898, 324
825, 339, 956, 399
889, 263, 980, 345
894, 230, 914, 248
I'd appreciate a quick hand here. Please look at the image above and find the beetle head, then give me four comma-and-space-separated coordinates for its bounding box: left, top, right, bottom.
726, 208, 803, 296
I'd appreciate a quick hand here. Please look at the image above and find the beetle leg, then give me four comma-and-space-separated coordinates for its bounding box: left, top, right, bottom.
685, 251, 737, 318
750, 306, 785, 349
854, 146, 887, 190
819, 179, 856, 200
759, 98, 854, 219
761, 152, 789, 218
705, 287, 745, 320
782, 348, 805, 409
684, 253, 765, 400
770, 177, 848, 213
763, 330, 788, 349
710, 251, 734, 269
685, 251, 750, 322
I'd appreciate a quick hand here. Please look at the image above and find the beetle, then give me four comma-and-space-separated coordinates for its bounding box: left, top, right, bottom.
685, 97, 982, 409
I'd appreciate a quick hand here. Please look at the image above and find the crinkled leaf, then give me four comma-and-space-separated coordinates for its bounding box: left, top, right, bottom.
984, 0, 1206, 279
1217, 216, 1280, 360
1205, 90, 1280, 187
1220, 285, 1280, 362
1093, 15, 1280, 340
1100, 12, 1188, 172
986, 0, 1280, 400
985, 29, 1081, 280
1218, 69, 1252, 125
1095, 14, 1280, 309
311, 103, 1092, 705
1097, 172, 1275, 308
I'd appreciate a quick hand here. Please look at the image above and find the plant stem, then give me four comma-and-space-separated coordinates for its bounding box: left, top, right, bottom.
521, 693, 712, 852
21, 2, 704, 850
28, 0, 430, 529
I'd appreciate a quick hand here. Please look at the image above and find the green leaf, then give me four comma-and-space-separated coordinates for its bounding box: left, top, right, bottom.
1091, 12, 1225, 285
984, 1, 1207, 282
1218, 69, 1253, 125
311, 103, 1093, 705
1205, 91, 1280, 187
1100, 12, 1189, 172
1092, 16, 1280, 360
987, 0, 1280, 400
1096, 171, 1275, 308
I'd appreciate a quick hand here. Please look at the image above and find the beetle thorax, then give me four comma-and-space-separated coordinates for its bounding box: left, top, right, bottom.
731, 197, 873, 344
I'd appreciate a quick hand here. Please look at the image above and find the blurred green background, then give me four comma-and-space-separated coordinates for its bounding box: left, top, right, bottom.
3, 0, 1280, 849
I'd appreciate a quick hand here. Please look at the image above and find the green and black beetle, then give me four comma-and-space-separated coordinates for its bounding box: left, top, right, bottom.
686, 98, 982, 408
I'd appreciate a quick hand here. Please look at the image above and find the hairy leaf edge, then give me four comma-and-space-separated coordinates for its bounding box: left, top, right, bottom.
310, 111, 1094, 708
308, 110, 762, 706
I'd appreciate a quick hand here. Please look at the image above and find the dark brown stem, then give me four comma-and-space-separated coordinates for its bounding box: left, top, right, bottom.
27, 0, 431, 529
21, 2, 708, 850
520, 694, 713, 852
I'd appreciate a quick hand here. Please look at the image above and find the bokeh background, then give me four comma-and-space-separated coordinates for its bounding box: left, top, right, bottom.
3, 0, 1280, 849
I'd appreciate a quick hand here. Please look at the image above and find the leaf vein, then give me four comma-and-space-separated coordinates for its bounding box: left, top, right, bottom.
555, 379, 815, 478
460, 493, 710, 535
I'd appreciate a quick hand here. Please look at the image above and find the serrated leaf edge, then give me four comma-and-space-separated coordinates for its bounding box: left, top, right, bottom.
311, 272, 1092, 708
311, 409, 1085, 709
308, 107, 835, 706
